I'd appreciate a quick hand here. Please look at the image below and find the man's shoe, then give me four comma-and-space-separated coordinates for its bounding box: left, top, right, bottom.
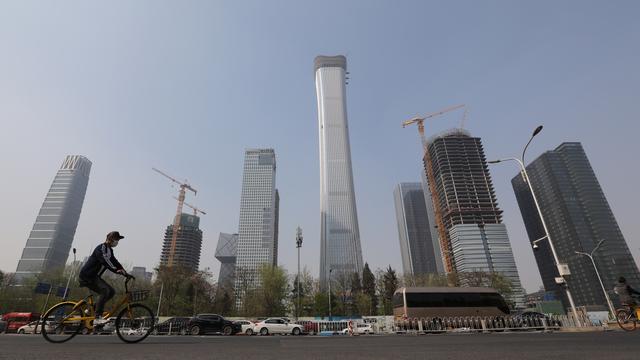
94, 316, 109, 326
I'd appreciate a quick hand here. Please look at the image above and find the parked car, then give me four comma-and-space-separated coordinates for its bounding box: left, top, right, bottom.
253, 318, 303, 336
341, 323, 374, 335
17, 320, 54, 334
235, 320, 256, 335
153, 317, 191, 335
1, 313, 40, 333
187, 314, 241, 336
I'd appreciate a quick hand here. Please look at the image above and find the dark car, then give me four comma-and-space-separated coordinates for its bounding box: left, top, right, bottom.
187, 314, 241, 336
153, 317, 191, 335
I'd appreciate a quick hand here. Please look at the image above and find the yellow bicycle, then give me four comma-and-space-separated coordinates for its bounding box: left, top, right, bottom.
41, 276, 154, 343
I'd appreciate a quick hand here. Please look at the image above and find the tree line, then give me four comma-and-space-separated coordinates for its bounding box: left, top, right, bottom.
0, 264, 513, 317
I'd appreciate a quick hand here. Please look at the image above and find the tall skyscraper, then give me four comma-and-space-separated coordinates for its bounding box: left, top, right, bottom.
15, 155, 92, 282
215, 233, 238, 291
424, 129, 524, 307
159, 213, 203, 272
234, 149, 279, 303
394, 183, 440, 276
315, 55, 364, 286
512, 142, 640, 309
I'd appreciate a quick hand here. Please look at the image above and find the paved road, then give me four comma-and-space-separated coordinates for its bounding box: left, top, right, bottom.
1, 332, 639, 360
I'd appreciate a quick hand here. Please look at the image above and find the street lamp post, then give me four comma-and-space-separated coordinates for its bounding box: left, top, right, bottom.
62, 248, 77, 300
328, 269, 333, 320
489, 125, 581, 325
295, 227, 303, 321
575, 239, 616, 319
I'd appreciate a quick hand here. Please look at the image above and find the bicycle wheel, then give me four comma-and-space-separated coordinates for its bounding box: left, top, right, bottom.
616, 309, 636, 331
115, 303, 155, 343
41, 302, 85, 343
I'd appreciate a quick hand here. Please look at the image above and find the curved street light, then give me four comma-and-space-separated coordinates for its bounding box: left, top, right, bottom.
488, 125, 581, 325
575, 239, 616, 319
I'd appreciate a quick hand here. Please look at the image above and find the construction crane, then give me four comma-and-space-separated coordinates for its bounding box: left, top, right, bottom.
153, 167, 198, 267
402, 104, 465, 274
460, 106, 469, 129
402, 104, 465, 146
172, 196, 207, 216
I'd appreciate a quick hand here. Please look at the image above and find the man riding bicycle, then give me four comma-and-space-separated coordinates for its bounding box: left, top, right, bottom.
78, 231, 132, 325
614, 276, 640, 311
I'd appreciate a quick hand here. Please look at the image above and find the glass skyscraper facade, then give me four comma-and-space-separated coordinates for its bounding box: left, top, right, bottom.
234, 149, 279, 303
15, 155, 92, 282
315, 55, 364, 286
394, 182, 440, 276
512, 142, 640, 309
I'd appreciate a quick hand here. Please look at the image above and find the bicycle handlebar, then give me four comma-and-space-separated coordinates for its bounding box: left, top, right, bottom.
124, 274, 136, 293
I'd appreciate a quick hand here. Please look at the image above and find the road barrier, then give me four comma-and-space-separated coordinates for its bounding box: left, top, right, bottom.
393, 314, 597, 334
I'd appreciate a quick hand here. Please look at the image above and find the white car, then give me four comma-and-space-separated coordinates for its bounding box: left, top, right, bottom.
341, 323, 374, 335
235, 320, 255, 335
17, 321, 45, 334
253, 318, 303, 336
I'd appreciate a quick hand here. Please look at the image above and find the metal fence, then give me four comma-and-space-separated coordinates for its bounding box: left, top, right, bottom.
19, 313, 593, 337
393, 314, 597, 334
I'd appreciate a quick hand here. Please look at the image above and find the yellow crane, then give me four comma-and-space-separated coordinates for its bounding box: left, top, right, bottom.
153, 167, 198, 267
173, 196, 207, 216
402, 104, 466, 146
402, 104, 465, 274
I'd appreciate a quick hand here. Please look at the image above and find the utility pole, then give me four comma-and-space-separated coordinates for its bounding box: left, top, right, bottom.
328, 268, 333, 320
156, 282, 164, 317
62, 248, 77, 300
296, 227, 303, 321
575, 239, 616, 319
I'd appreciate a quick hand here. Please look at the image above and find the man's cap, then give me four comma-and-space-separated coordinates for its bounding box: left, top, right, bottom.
107, 231, 125, 240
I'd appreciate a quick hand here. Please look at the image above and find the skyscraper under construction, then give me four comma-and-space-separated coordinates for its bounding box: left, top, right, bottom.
159, 213, 203, 272
423, 129, 524, 307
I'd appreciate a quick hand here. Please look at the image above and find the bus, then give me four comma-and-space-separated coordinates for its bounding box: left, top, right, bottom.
393, 287, 510, 319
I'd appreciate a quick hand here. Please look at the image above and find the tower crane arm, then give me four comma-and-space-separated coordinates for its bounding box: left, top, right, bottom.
152, 167, 197, 195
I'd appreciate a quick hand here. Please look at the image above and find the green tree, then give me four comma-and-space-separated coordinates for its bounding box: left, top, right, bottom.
362, 263, 377, 315
380, 266, 399, 315
259, 264, 289, 316
290, 268, 314, 317
350, 272, 362, 294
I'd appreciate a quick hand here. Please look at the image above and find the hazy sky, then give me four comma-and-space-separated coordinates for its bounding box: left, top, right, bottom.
1, 0, 639, 293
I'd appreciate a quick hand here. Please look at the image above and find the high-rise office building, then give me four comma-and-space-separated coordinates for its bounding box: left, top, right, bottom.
315, 55, 364, 286
512, 142, 640, 309
394, 182, 440, 275
215, 233, 238, 290
130, 266, 153, 282
15, 155, 92, 282
234, 149, 279, 303
420, 170, 445, 273
159, 213, 202, 272
424, 129, 524, 307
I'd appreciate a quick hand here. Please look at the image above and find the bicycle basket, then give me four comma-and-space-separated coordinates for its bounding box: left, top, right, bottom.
129, 290, 150, 302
